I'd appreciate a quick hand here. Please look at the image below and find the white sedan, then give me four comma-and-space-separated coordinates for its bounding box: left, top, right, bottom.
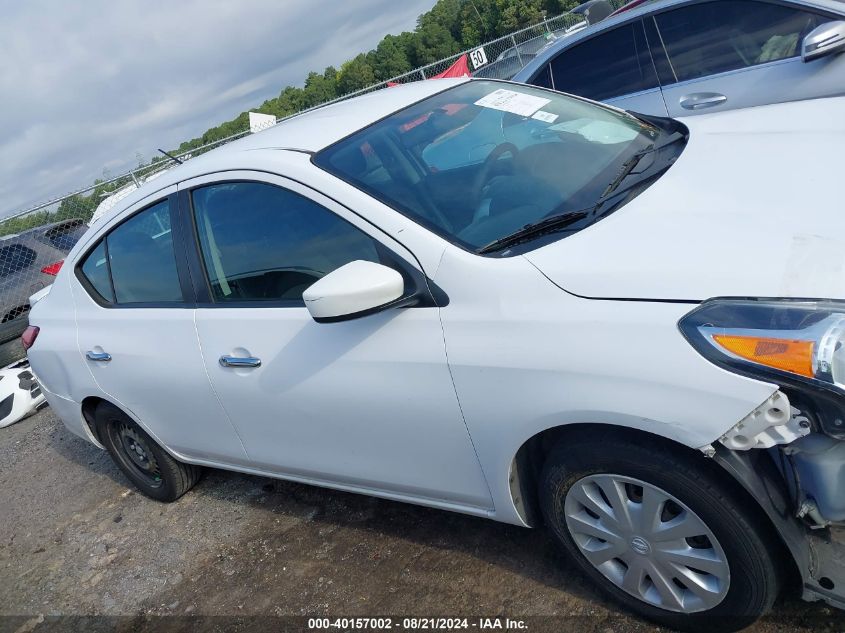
26, 78, 845, 630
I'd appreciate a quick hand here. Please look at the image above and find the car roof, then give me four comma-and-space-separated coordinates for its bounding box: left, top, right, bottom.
235, 77, 469, 153
514, 0, 845, 82
107, 77, 470, 210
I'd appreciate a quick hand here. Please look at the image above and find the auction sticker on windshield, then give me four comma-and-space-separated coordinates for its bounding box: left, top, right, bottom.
532, 110, 558, 123
475, 88, 550, 117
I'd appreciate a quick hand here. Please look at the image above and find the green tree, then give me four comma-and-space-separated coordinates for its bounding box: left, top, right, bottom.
496, 0, 545, 33
336, 54, 376, 95
276, 86, 306, 115
543, 0, 581, 14
459, 0, 497, 44
371, 34, 413, 81
302, 69, 338, 107
413, 21, 461, 65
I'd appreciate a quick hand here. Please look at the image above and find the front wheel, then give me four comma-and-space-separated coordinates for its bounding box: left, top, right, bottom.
539, 434, 782, 632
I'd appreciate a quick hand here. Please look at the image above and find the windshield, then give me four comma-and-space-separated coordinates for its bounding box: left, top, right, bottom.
315, 80, 671, 254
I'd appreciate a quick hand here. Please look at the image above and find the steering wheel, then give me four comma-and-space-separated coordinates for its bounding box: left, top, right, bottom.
471, 143, 519, 209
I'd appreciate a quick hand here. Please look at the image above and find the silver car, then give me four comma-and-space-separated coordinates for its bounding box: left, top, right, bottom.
0, 218, 87, 347
513, 0, 845, 117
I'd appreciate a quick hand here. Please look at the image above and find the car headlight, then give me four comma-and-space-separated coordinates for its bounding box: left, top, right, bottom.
679, 298, 845, 440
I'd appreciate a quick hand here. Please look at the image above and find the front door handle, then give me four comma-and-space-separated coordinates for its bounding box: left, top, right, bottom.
86, 351, 112, 362
219, 355, 262, 368
679, 92, 728, 110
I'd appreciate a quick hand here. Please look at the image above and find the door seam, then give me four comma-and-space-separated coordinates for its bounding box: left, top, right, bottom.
192, 309, 251, 460
437, 307, 496, 510
434, 248, 496, 510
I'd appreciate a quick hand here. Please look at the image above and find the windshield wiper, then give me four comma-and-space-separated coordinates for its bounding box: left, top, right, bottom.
477, 211, 589, 254
476, 148, 652, 255
477, 135, 686, 255
589, 135, 689, 220
599, 144, 654, 199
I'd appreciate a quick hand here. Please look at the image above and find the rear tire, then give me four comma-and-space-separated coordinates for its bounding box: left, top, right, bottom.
539, 433, 781, 633
95, 401, 202, 502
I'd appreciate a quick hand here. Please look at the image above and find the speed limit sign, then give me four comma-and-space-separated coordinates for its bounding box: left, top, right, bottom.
469, 47, 488, 69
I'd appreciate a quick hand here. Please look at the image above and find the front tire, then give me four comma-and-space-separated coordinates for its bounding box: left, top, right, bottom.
539, 433, 782, 633
95, 402, 202, 502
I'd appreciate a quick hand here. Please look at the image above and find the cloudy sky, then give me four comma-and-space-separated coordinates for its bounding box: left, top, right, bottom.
0, 0, 436, 218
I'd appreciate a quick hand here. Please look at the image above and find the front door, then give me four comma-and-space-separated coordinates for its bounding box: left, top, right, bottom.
183, 174, 493, 510
651, 0, 842, 117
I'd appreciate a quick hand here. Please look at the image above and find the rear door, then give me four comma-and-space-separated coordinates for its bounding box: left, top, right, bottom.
537, 20, 668, 115
651, 0, 843, 117
72, 188, 246, 463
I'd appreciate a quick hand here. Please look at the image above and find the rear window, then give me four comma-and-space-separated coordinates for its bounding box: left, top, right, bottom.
0, 244, 37, 278
77, 200, 183, 305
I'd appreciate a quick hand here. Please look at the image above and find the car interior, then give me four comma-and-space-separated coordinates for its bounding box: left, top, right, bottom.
655, 2, 828, 81
322, 94, 645, 250
107, 227, 182, 304
192, 183, 381, 302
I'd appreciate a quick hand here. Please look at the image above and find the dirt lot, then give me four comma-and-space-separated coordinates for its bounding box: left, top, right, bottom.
0, 408, 842, 632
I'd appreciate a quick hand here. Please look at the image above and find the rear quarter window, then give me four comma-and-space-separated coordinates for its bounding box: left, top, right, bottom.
79, 241, 114, 303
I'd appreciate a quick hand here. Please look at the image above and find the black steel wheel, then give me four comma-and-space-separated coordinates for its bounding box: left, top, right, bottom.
95, 401, 202, 502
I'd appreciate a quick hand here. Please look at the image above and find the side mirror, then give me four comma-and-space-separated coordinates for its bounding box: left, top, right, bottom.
802, 20, 845, 62
303, 260, 405, 323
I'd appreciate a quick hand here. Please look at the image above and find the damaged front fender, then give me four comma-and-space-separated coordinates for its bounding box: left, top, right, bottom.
710, 444, 845, 610
711, 391, 810, 452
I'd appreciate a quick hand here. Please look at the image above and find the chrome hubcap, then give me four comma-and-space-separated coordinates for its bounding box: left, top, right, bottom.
564, 474, 730, 613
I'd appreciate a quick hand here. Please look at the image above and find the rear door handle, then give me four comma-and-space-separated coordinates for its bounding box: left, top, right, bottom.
679, 92, 727, 110
219, 355, 261, 368
86, 351, 112, 362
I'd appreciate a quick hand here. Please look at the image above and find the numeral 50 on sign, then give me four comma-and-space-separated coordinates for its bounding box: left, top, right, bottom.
469, 47, 488, 69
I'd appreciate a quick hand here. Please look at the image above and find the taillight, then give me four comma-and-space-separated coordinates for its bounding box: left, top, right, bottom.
21, 326, 39, 351
41, 260, 64, 276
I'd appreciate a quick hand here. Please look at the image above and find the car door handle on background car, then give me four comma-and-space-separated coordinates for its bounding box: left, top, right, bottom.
679, 92, 728, 110
86, 351, 112, 362
219, 355, 262, 368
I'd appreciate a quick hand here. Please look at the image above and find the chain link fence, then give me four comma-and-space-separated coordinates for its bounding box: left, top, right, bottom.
0, 2, 623, 361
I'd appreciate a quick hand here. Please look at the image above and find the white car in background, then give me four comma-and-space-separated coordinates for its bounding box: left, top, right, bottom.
25, 78, 845, 631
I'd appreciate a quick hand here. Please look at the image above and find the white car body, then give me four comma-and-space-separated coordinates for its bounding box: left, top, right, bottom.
26, 78, 845, 620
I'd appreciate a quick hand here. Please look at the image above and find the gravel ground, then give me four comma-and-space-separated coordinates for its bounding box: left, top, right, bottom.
0, 408, 842, 632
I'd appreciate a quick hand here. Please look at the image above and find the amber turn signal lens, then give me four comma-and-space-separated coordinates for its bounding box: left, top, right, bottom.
712, 334, 814, 378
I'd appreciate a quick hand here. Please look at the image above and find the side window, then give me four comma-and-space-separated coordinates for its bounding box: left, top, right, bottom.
653, 1, 828, 83
80, 241, 114, 303
78, 199, 183, 304
191, 182, 382, 303
530, 64, 554, 89
550, 22, 658, 101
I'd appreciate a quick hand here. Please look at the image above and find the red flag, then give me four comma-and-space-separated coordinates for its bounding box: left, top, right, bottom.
387, 53, 472, 87
431, 54, 471, 79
